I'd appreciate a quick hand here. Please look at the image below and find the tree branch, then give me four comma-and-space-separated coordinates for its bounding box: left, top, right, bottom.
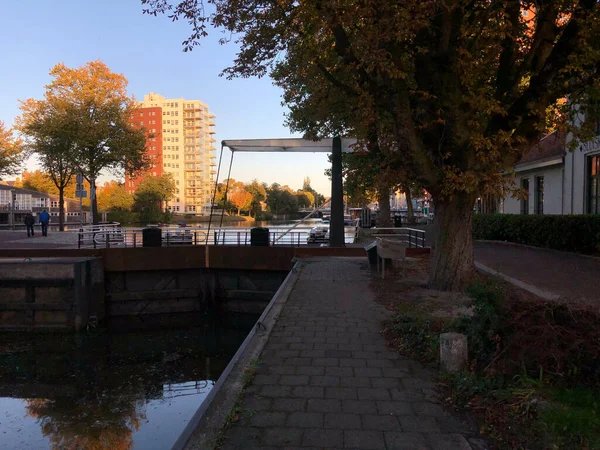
314, 61, 359, 97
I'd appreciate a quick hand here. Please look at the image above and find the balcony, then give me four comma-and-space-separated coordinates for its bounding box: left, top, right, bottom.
183, 105, 202, 111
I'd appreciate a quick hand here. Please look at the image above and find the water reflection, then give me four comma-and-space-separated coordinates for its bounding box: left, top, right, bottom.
0, 313, 257, 449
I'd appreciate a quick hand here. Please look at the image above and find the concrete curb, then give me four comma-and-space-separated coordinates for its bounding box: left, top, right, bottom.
173, 261, 302, 450
475, 239, 600, 262
474, 261, 560, 301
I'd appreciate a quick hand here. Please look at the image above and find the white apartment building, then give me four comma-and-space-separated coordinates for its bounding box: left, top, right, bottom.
138, 92, 216, 214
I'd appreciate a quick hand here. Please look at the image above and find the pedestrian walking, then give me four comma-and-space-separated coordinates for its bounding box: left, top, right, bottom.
24, 213, 35, 237
39, 209, 50, 237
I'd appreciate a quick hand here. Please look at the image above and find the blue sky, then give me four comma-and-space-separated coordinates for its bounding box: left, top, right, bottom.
0, 0, 332, 195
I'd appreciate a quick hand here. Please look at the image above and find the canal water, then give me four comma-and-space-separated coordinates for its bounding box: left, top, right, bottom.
0, 313, 258, 449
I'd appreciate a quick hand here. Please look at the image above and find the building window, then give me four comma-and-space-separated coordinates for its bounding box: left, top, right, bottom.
534, 176, 544, 214
588, 155, 600, 214
520, 178, 529, 215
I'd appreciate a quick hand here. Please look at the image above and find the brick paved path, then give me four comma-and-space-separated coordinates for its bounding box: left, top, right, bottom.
220, 258, 484, 450
475, 242, 600, 306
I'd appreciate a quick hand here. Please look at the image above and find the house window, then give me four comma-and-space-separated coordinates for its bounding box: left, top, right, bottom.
588, 155, 600, 214
520, 178, 529, 215
534, 176, 544, 214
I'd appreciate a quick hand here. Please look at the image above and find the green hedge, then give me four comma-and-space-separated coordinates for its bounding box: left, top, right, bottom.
472, 214, 600, 254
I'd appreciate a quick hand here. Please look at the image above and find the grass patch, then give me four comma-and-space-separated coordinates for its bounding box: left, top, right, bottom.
540, 386, 600, 449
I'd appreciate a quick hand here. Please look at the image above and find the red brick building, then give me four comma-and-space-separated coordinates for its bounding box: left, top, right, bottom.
126, 106, 163, 194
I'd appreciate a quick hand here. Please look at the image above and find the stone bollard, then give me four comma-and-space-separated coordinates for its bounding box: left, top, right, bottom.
439, 332, 468, 373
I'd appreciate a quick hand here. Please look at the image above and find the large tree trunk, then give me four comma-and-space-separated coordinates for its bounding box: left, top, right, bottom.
377, 189, 392, 227
404, 188, 414, 224
428, 193, 476, 290
58, 188, 65, 232
90, 178, 97, 224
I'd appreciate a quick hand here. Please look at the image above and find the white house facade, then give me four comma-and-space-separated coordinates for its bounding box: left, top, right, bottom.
503, 121, 600, 216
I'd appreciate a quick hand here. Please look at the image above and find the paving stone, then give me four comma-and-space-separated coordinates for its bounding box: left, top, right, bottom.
272, 398, 306, 412
310, 375, 340, 386
326, 387, 358, 400
300, 349, 326, 358
306, 398, 342, 413
342, 399, 378, 414
357, 387, 391, 401
313, 343, 339, 351
426, 433, 472, 449
262, 427, 303, 446
292, 386, 324, 398
340, 376, 371, 388
289, 343, 313, 350
354, 367, 383, 378
367, 358, 396, 368
411, 402, 449, 417
279, 375, 309, 386
384, 432, 430, 450
314, 357, 339, 366
352, 351, 377, 359
376, 401, 414, 416
324, 412, 362, 429
268, 365, 297, 375
302, 428, 344, 448
243, 396, 272, 412
390, 388, 426, 402
249, 411, 287, 427
325, 366, 354, 377
343, 430, 386, 449
371, 377, 404, 389
260, 385, 292, 398
324, 349, 352, 358
284, 357, 312, 366
253, 374, 280, 385
296, 366, 325, 376
340, 358, 367, 368
361, 414, 400, 431
383, 368, 412, 378
286, 411, 323, 428
398, 416, 440, 433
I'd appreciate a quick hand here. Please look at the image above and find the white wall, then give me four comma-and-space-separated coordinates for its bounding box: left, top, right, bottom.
504, 164, 564, 215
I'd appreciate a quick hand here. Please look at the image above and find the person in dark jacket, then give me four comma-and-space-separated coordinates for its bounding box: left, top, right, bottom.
24, 213, 35, 237
39, 209, 50, 237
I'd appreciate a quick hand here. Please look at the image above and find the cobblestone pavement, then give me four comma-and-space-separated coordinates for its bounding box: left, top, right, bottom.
219, 257, 485, 450
475, 241, 600, 306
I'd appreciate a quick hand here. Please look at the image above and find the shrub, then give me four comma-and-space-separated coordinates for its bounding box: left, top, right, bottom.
472, 214, 600, 254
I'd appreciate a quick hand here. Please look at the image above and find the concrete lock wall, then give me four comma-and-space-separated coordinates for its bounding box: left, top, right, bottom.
0, 246, 367, 330
0, 257, 105, 331
105, 268, 288, 316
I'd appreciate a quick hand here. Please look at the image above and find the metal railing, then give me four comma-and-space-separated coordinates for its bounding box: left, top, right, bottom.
76, 224, 360, 249
368, 227, 427, 248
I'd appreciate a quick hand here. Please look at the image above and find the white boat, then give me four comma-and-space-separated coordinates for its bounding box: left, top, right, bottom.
307, 226, 329, 243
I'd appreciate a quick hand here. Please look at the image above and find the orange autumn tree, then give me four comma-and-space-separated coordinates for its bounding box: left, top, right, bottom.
19, 61, 148, 224
144, 0, 600, 290
0, 121, 23, 179
229, 188, 253, 215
